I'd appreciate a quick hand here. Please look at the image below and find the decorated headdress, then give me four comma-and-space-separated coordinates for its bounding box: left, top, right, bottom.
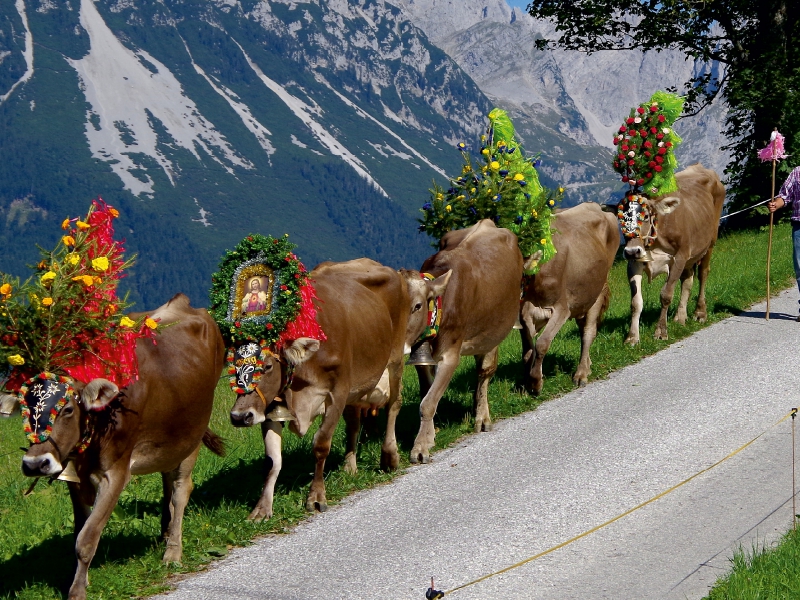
208, 235, 325, 395
0, 199, 158, 444
418, 108, 562, 274
612, 91, 684, 197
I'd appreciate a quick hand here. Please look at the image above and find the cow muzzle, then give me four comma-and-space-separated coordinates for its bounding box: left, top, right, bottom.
21, 451, 63, 478
624, 243, 652, 262
230, 407, 265, 428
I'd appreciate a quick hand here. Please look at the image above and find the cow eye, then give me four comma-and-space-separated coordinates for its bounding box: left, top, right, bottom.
263, 362, 273, 372
61, 405, 74, 417
412, 302, 423, 313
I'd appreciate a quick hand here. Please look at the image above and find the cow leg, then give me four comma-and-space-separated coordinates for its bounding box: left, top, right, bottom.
68, 480, 94, 538
674, 265, 695, 324
161, 445, 200, 564
68, 467, 130, 600
415, 364, 435, 399
342, 405, 361, 475
625, 260, 645, 345
655, 255, 687, 340
410, 347, 461, 464
473, 347, 498, 433
380, 360, 404, 471
574, 283, 608, 387
530, 305, 570, 395
248, 420, 283, 521
306, 390, 346, 512
694, 249, 713, 322
519, 302, 539, 393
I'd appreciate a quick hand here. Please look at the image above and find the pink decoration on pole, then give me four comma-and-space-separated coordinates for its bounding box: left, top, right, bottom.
758, 130, 788, 162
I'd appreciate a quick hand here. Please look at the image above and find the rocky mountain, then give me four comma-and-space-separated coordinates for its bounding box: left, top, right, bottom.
0, 0, 493, 306
0, 0, 731, 308
394, 0, 730, 205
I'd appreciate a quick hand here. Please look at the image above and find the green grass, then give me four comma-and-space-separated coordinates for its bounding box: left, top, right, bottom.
0, 224, 795, 599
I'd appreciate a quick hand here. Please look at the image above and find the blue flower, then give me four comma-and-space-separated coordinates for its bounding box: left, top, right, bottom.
447, 188, 455, 194
499, 169, 508, 177
469, 207, 477, 215
418, 224, 426, 231
524, 193, 531, 200
423, 203, 432, 210
493, 194, 501, 202
515, 216, 523, 224
518, 181, 527, 187
534, 159, 541, 167
508, 147, 516, 154
493, 215, 500, 223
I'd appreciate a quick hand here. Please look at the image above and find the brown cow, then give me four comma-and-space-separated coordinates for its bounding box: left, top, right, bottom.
229, 258, 449, 518
622, 164, 725, 344
19, 294, 225, 600
404, 219, 523, 464
520, 203, 619, 394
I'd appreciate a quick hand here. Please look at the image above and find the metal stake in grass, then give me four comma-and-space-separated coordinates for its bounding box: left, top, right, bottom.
793, 407, 797, 529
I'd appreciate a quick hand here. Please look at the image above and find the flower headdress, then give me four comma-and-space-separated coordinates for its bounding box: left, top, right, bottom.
418, 108, 562, 274
208, 235, 325, 395
612, 91, 684, 197
1, 200, 157, 442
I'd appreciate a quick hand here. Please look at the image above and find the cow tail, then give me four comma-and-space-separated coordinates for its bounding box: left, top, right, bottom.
598, 281, 611, 324
202, 429, 226, 456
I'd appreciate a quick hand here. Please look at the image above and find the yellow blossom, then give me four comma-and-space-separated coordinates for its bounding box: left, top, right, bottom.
456, 195, 465, 200
481, 148, 489, 155
91, 257, 110, 272
445, 205, 452, 212
65, 253, 80, 266
62, 235, 76, 247
7, 354, 25, 366
109, 208, 120, 218
513, 173, 525, 181
40, 271, 56, 286
145, 317, 158, 329
540, 238, 547, 245
72, 275, 94, 287
549, 200, 555, 206
490, 161, 500, 170
0, 283, 11, 296
41, 297, 53, 307
76, 221, 90, 230
470, 188, 476, 194
61, 218, 71, 230
436, 194, 443, 200
119, 316, 136, 328
558, 187, 564, 193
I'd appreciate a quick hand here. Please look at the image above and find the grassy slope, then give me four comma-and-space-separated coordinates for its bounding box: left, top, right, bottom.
0, 224, 795, 599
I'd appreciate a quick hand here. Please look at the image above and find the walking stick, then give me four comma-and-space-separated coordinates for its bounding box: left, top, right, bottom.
758, 129, 787, 320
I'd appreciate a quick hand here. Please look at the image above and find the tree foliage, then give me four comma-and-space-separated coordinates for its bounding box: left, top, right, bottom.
527, 0, 800, 214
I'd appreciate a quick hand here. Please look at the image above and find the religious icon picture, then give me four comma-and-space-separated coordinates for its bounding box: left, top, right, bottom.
232, 263, 275, 320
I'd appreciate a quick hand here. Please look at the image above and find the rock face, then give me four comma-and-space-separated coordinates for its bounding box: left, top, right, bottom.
394, 0, 730, 205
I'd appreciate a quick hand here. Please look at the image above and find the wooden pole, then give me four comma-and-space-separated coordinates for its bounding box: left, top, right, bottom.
766, 145, 777, 320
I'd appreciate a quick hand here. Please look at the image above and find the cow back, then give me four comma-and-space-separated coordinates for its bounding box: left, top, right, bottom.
421, 220, 523, 354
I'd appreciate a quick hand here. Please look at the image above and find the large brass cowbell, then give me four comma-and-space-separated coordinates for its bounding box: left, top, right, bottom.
406, 340, 437, 366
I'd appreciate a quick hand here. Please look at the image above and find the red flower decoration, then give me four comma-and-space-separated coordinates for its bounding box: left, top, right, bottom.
626, 117, 635, 124
658, 115, 666, 122
654, 165, 663, 172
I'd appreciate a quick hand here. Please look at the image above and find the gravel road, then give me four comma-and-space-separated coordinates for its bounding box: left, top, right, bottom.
158, 288, 800, 600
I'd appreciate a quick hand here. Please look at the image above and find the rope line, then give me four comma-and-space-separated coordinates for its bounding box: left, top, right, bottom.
444, 410, 795, 596
719, 198, 771, 221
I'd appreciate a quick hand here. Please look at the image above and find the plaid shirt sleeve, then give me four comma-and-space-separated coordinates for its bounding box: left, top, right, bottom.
778, 167, 800, 217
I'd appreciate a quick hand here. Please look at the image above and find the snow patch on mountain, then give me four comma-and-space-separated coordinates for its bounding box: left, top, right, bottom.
1, 0, 34, 104
234, 40, 388, 196
69, 0, 250, 197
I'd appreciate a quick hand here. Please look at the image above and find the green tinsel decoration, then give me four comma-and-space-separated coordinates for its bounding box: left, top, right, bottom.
612, 91, 684, 197
419, 108, 562, 274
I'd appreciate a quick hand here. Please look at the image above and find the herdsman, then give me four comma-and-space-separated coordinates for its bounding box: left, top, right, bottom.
768, 165, 800, 319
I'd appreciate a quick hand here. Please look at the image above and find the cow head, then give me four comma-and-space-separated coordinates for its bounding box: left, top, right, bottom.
620, 194, 681, 261
229, 339, 320, 435
400, 269, 452, 353
20, 375, 118, 478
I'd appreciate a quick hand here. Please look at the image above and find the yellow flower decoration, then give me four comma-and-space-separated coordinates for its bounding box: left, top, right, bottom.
40, 271, 56, 286
558, 187, 564, 193
65, 253, 80, 266
7, 354, 25, 366
41, 297, 53, 307
0, 283, 11, 296
72, 275, 94, 287
145, 317, 158, 329
109, 208, 120, 218
436, 193, 443, 200
76, 221, 90, 230
119, 316, 136, 328
91, 257, 110, 272
445, 205, 452, 212
481, 148, 489, 155
61, 218, 71, 230
490, 161, 500, 170
513, 173, 525, 181
549, 200, 555, 206
540, 238, 547, 245
62, 235, 76, 247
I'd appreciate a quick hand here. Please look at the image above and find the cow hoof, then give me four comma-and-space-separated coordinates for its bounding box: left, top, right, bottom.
474, 420, 492, 433
694, 313, 707, 323
247, 506, 273, 522
624, 335, 639, 346
574, 378, 587, 388
654, 330, 668, 340
380, 450, 400, 472
305, 498, 328, 512
162, 546, 182, 565
343, 454, 358, 475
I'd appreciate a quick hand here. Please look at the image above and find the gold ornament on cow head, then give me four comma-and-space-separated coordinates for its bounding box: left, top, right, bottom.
0, 199, 159, 453
209, 234, 325, 396
612, 91, 684, 259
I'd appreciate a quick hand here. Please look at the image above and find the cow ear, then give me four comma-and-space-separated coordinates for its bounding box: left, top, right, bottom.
80, 379, 120, 411
283, 338, 320, 366
652, 195, 681, 215
0, 393, 20, 417
523, 250, 543, 272
426, 269, 451, 299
